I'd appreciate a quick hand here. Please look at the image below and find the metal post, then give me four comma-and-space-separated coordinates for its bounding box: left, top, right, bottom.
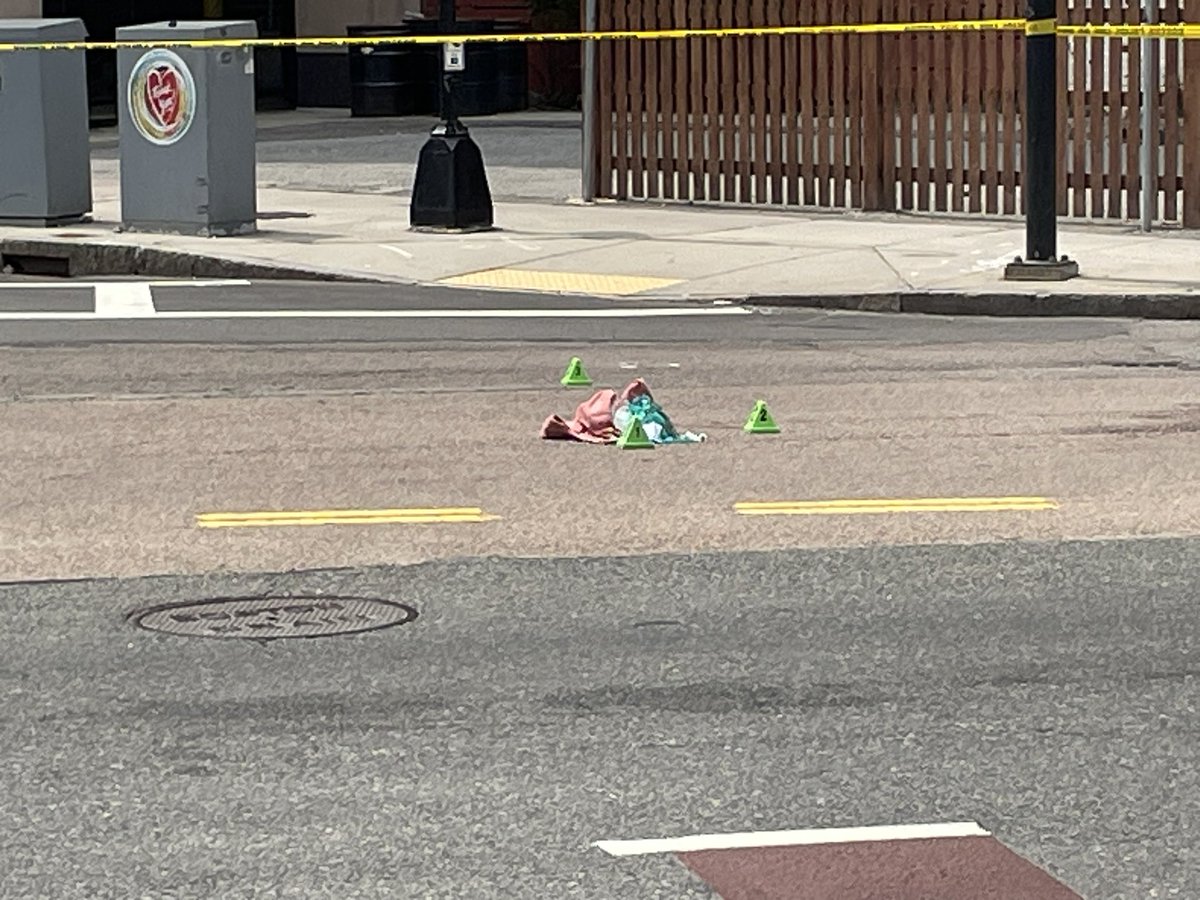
1141, 0, 1158, 232
581, 0, 598, 202
438, 0, 461, 133
1005, 0, 1080, 280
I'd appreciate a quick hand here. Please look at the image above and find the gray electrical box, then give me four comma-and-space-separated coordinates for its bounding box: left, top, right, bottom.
0, 19, 92, 227
117, 20, 258, 236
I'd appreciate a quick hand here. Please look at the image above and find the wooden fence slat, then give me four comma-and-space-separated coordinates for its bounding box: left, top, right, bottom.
1054, 0, 1067, 216
597, 0, 613, 198
915, 5, 933, 210
861, 0, 883, 209
1165, 0, 1181, 221
949, 3, 966, 212
832, 25, 848, 207
719, 0, 736, 201
815, 0, 832, 205
879, 0, 898, 211
691, 1, 700, 199
850, 1, 867, 208
696, 0, 710, 200
783, 0, 800, 205
681, 4, 696, 199
642, 3, 660, 198
629, 0, 647, 197
968, 2, 984, 214
612, 0, 629, 199
1069, 0, 1085, 216
1001, 6, 1017, 214
799, 2, 816, 204
703, 0, 721, 201
864, 0, 883, 207
634, 0, 650, 198
1126, 0, 1142, 221
1107, 12, 1123, 218
878, 2, 897, 210
1088, 0, 1105, 216
670, 0, 688, 199
653, 0, 671, 199
750, 0, 768, 203
1186, 0, 1200, 225
767, 2, 784, 204
982, 0, 999, 214
736, 7, 752, 202
931, 0, 949, 211
896, 0, 914, 210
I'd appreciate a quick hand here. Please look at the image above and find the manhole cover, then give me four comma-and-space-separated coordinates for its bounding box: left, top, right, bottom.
129, 595, 417, 641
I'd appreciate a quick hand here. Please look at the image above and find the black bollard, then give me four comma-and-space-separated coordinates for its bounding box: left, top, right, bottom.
1005, 0, 1079, 281
409, 0, 495, 232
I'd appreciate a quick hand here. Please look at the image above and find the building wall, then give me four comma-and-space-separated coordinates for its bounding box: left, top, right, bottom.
0, 0, 43, 15
295, 0, 422, 107
297, 0, 420, 37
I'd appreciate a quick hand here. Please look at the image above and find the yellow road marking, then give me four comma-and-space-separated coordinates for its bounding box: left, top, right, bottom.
735, 497, 1059, 516
197, 507, 498, 528
438, 268, 682, 297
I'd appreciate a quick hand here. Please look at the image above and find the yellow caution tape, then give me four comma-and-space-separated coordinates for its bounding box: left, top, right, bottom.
0, 19, 1031, 52
3, 19, 1199, 51
1057, 23, 1200, 38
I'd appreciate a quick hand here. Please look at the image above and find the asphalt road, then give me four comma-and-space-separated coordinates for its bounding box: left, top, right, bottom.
2, 538, 1196, 898
0, 278, 1131, 346
3, 278, 1200, 898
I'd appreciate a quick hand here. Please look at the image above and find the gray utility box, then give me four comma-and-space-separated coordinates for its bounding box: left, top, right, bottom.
117, 20, 258, 236
0, 19, 92, 227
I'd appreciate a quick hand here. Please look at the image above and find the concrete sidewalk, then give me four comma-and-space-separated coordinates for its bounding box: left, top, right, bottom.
3, 109, 1200, 316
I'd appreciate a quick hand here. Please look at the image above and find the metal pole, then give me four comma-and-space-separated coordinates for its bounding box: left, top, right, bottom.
1005, 0, 1079, 280
1141, 0, 1158, 232
1025, 0, 1057, 262
581, 0, 598, 202
439, 0, 460, 132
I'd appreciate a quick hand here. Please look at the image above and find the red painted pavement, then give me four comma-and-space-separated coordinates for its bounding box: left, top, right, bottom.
678, 835, 1083, 900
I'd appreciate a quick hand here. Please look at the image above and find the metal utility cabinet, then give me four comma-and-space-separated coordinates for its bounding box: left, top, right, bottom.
0, 18, 92, 227
117, 20, 258, 236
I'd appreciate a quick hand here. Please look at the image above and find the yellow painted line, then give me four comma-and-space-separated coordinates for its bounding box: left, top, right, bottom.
197, 507, 498, 528
438, 268, 682, 297
735, 497, 1059, 516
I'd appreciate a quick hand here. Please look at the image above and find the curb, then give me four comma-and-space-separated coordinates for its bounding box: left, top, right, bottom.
744, 291, 1200, 319
0, 238, 385, 284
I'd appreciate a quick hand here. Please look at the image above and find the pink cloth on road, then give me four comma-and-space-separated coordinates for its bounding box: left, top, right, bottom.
540, 378, 651, 443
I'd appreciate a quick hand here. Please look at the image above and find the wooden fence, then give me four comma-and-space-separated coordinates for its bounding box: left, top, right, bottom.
590, 0, 1200, 226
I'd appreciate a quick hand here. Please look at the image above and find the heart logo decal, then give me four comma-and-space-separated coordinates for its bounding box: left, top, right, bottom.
145, 66, 181, 129
128, 50, 197, 146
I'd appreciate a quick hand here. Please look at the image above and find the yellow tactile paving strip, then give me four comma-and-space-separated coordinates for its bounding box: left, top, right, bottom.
438, 268, 683, 296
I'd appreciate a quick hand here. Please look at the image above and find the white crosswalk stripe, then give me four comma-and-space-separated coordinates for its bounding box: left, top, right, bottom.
0, 280, 750, 321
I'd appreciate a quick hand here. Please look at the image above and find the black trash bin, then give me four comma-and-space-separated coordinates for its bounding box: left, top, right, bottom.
347, 23, 439, 117
495, 22, 529, 113
455, 21, 499, 118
